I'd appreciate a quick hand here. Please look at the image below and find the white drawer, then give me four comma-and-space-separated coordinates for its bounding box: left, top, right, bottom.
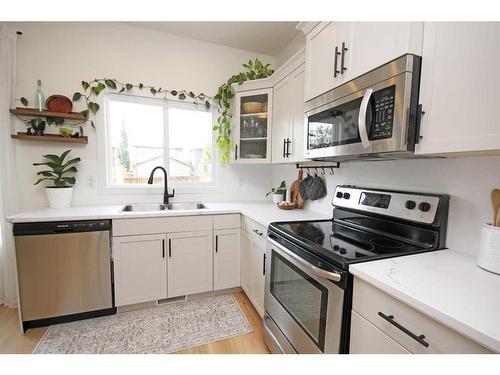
112, 215, 213, 236
213, 214, 241, 230
353, 277, 491, 354
241, 215, 267, 246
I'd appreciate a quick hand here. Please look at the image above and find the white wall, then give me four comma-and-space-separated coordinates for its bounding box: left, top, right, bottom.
12, 22, 276, 209
275, 33, 305, 68
272, 156, 500, 256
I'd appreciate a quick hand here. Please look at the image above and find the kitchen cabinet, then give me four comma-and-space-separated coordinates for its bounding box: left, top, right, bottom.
113, 234, 167, 307
231, 88, 273, 164
167, 230, 213, 298
302, 22, 423, 101
241, 216, 268, 317
214, 229, 241, 290
416, 22, 500, 156
350, 277, 492, 353
272, 64, 306, 163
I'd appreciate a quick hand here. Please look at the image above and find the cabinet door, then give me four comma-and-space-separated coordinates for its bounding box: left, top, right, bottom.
272, 77, 292, 163
289, 66, 306, 162
241, 230, 253, 297
305, 22, 346, 101
113, 234, 167, 306
167, 231, 213, 298
416, 22, 500, 155
231, 88, 273, 164
252, 241, 267, 317
350, 311, 410, 354
214, 229, 241, 290
345, 22, 423, 82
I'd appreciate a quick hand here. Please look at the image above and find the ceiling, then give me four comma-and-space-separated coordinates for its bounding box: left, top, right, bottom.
128, 22, 300, 56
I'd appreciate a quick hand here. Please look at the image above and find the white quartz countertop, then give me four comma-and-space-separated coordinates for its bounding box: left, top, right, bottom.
349, 250, 500, 352
6, 201, 330, 227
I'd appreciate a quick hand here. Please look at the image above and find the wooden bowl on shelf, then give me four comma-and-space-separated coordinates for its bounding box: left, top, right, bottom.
242, 101, 263, 114
46, 95, 73, 113
277, 202, 296, 210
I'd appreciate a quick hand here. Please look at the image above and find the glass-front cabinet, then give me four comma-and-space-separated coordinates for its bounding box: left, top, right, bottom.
231, 88, 273, 163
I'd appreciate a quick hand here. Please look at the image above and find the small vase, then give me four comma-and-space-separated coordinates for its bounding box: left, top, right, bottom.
45, 187, 73, 208
272, 193, 284, 204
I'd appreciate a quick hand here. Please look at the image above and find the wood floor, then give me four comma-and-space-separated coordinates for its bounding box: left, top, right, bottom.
0, 291, 269, 354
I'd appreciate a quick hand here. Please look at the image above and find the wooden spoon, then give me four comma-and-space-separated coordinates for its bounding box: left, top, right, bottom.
490, 189, 500, 226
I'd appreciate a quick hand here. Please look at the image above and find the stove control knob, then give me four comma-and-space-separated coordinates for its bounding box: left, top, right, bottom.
333, 245, 339, 250
343, 192, 351, 199
405, 200, 416, 210
336, 191, 343, 199
339, 247, 347, 254
418, 202, 431, 212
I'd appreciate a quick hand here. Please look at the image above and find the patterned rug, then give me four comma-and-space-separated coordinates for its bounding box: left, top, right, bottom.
33, 294, 252, 354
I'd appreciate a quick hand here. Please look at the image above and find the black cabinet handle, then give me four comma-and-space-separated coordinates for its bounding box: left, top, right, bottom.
378, 312, 429, 348
162, 239, 165, 258
252, 229, 263, 236
285, 138, 291, 157
234, 145, 238, 160
263, 253, 266, 275
215, 235, 218, 253
168, 238, 172, 258
334, 46, 340, 78
341, 42, 348, 74
282, 138, 286, 158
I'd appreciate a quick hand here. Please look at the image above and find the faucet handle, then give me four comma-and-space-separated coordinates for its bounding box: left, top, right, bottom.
168, 189, 175, 198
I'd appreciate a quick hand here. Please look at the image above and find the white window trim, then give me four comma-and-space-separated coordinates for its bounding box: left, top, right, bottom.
96, 92, 222, 196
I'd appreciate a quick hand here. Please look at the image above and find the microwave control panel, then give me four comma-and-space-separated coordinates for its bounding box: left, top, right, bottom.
371, 85, 396, 140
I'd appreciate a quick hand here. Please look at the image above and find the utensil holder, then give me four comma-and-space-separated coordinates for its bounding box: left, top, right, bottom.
477, 223, 500, 274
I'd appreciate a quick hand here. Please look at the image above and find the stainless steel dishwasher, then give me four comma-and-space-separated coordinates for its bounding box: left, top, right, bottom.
14, 220, 116, 331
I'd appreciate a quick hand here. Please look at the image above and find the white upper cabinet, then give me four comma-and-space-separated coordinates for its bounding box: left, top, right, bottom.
305, 22, 347, 101
416, 22, 500, 155
303, 22, 423, 101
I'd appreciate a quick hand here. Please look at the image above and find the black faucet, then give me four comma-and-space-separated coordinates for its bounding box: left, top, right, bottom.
147, 166, 175, 205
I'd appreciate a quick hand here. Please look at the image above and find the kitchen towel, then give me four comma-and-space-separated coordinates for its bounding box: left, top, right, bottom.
308, 174, 327, 201
298, 173, 313, 200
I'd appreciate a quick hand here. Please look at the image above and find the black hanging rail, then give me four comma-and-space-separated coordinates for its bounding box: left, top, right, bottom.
295, 161, 340, 175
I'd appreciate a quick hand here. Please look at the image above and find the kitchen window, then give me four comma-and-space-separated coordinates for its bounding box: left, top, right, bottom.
102, 94, 218, 193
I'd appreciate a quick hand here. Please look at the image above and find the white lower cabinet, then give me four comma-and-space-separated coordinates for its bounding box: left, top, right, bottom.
241, 217, 268, 317
167, 231, 213, 298
214, 229, 241, 290
113, 234, 167, 307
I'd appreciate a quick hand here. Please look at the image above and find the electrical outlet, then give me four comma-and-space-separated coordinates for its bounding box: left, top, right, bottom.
87, 176, 96, 188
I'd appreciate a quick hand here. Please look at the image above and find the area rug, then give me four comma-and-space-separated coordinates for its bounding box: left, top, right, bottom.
33, 294, 252, 354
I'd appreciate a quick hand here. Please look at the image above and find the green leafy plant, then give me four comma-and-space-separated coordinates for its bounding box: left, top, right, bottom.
266, 180, 286, 197
213, 59, 274, 162
33, 150, 81, 188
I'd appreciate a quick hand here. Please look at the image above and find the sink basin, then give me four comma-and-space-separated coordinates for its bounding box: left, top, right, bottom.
166, 202, 206, 210
122, 202, 206, 212
122, 204, 166, 212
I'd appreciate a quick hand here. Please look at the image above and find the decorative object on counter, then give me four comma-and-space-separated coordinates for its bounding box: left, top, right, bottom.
277, 201, 296, 210
33, 150, 81, 209
213, 58, 274, 162
477, 223, 500, 275
308, 170, 327, 201
34, 79, 45, 111
58, 127, 74, 137
266, 180, 286, 204
289, 170, 305, 209
490, 189, 500, 227
46, 95, 73, 113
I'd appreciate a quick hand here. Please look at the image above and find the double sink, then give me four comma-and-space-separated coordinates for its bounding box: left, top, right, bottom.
122, 202, 206, 212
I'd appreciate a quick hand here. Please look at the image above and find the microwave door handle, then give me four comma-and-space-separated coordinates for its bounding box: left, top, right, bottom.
358, 88, 373, 149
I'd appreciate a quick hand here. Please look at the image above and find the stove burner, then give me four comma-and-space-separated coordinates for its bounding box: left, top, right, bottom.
369, 237, 405, 249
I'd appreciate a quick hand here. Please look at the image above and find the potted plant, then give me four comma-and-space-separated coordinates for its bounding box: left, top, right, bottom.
266, 180, 286, 204
33, 150, 81, 208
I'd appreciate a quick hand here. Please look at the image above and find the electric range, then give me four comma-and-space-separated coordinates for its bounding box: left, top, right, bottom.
263, 185, 449, 354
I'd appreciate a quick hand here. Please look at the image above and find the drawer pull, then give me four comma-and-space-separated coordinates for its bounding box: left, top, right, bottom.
252, 229, 263, 236
378, 312, 429, 348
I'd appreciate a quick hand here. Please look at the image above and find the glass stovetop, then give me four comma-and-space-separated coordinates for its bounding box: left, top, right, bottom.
270, 219, 428, 266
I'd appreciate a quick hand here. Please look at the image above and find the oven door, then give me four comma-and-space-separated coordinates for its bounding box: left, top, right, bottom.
304, 71, 412, 160
265, 238, 345, 354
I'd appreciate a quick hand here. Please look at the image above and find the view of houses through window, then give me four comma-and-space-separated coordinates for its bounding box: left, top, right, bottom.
107, 97, 215, 188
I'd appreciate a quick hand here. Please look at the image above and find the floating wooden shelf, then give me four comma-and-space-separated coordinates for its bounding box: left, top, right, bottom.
11, 132, 88, 144
9, 107, 86, 121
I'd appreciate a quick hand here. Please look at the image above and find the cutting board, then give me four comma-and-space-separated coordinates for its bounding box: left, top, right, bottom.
290, 170, 305, 209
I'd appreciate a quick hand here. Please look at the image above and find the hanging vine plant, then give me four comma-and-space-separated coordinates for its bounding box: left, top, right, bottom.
213, 59, 274, 161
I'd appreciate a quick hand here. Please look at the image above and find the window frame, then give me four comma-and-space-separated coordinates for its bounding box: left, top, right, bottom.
97, 93, 220, 195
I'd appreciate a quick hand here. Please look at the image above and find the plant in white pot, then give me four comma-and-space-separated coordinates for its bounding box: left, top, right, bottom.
266, 180, 287, 204
33, 150, 81, 209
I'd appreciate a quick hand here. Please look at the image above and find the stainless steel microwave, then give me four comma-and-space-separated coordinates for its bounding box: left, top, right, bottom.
304, 54, 422, 161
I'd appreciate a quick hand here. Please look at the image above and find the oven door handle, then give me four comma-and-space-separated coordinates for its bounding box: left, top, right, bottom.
358, 88, 373, 149
274, 241, 342, 282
